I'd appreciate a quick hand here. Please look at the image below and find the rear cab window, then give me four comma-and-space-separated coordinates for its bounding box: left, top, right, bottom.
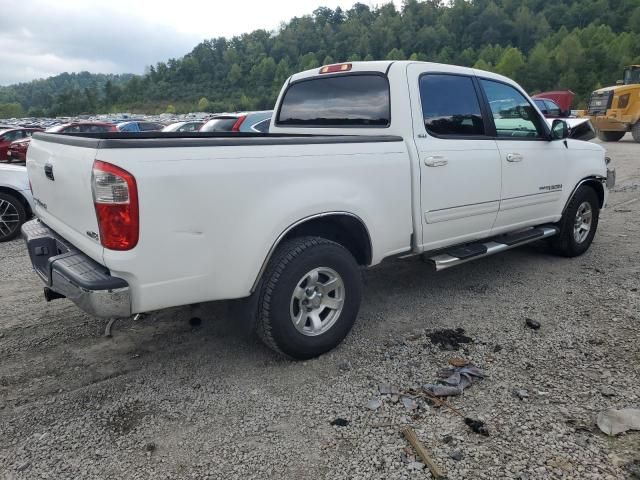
276, 74, 390, 127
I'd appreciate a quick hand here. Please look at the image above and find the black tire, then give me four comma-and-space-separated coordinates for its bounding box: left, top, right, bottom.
596, 130, 625, 142
0, 192, 27, 242
256, 236, 362, 359
632, 122, 640, 143
550, 186, 600, 257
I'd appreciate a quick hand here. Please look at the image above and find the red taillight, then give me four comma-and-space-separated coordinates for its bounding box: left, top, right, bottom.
231, 115, 247, 132
319, 63, 352, 74
92, 160, 139, 250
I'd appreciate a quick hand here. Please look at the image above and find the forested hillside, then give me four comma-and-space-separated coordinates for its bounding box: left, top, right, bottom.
2, 0, 640, 116
0, 72, 133, 117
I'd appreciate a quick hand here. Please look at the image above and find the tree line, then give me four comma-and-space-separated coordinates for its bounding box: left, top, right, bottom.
1, 0, 640, 117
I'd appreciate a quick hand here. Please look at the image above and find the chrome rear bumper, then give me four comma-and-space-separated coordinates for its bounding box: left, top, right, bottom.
21, 219, 131, 318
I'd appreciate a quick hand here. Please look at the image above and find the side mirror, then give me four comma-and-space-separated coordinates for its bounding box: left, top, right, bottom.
550, 119, 569, 141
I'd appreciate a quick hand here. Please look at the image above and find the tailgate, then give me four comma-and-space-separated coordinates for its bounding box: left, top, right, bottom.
26, 135, 104, 263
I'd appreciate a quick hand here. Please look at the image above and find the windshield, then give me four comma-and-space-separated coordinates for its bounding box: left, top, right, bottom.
624, 67, 640, 85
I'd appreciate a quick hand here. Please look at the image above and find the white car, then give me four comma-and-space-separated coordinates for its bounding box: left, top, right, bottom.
22, 61, 615, 358
0, 164, 33, 241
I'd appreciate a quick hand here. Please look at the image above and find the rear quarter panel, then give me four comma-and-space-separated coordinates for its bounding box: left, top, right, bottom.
97, 140, 413, 313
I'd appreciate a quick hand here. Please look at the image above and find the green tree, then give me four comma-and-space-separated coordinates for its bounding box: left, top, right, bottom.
166, 104, 176, 114
495, 47, 525, 80
198, 97, 210, 111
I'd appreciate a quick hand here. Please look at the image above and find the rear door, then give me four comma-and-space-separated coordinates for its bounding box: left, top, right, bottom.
407, 65, 502, 250
478, 78, 566, 231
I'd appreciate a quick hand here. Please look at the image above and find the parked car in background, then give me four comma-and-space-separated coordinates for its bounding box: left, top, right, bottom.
0, 163, 33, 241
47, 122, 118, 134
200, 111, 272, 133
7, 137, 32, 163
5, 122, 117, 162
0, 128, 43, 161
162, 121, 204, 132
532, 91, 574, 118
117, 121, 165, 132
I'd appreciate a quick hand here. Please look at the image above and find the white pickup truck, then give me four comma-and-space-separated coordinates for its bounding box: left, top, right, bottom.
22, 61, 615, 359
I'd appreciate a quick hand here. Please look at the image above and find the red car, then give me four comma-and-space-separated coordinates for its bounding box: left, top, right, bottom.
6, 122, 117, 163
0, 128, 43, 161
532, 90, 575, 118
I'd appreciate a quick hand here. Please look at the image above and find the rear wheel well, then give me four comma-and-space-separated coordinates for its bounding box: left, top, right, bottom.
279, 214, 372, 266
0, 186, 31, 217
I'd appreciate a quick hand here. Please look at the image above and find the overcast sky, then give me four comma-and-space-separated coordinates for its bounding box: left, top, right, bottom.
0, 0, 399, 86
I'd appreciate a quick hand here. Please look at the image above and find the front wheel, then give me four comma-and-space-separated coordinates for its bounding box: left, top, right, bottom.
631, 122, 640, 143
256, 236, 362, 359
0, 192, 27, 242
550, 186, 600, 257
596, 130, 625, 142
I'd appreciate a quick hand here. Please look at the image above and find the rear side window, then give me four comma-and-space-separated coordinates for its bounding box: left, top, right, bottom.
200, 118, 237, 132
419, 74, 485, 136
277, 74, 390, 127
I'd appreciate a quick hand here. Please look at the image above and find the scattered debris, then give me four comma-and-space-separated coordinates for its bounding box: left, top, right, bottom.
448, 358, 470, 367
330, 418, 349, 427
423, 364, 484, 397
407, 461, 425, 470
513, 389, 530, 400
379, 383, 400, 395
493, 344, 503, 353
525, 318, 541, 330
104, 318, 117, 338
464, 417, 490, 436
16, 461, 30, 472
401, 427, 446, 479
624, 460, 640, 479
427, 328, 473, 351
337, 360, 352, 372
401, 396, 419, 411
599, 386, 616, 397
442, 435, 453, 444
366, 398, 382, 411
449, 450, 464, 461
596, 408, 640, 436
144, 442, 156, 452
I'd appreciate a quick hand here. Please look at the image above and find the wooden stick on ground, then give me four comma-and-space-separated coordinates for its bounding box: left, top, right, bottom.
401, 427, 446, 479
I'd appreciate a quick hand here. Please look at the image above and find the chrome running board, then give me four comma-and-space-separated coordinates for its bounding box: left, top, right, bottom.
427, 226, 559, 271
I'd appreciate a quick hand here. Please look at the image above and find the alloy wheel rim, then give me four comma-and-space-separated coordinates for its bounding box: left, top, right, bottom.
573, 201, 593, 244
0, 199, 19, 239
290, 267, 345, 336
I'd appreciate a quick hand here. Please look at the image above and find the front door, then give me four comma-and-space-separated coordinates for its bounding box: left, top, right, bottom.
478, 78, 566, 232
408, 65, 502, 251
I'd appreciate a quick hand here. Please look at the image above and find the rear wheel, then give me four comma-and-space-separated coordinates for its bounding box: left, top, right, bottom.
0, 192, 27, 242
550, 186, 600, 257
632, 122, 640, 143
596, 130, 625, 142
256, 236, 362, 359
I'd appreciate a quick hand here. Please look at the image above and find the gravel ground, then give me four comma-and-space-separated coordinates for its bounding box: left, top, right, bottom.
1, 136, 639, 479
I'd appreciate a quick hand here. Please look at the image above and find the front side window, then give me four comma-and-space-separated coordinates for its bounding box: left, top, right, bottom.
480, 79, 545, 138
420, 74, 485, 136
252, 118, 270, 133
277, 74, 390, 127
534, 99, 548, 114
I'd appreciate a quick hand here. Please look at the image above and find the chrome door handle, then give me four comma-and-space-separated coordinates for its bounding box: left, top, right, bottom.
506, 153, 523, 162
424, 155, 448, 167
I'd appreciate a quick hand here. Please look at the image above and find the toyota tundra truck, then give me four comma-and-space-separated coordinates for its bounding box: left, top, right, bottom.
22, 61, 615, 359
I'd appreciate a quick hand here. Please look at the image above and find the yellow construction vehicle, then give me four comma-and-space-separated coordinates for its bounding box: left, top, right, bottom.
579, 65, 640, 142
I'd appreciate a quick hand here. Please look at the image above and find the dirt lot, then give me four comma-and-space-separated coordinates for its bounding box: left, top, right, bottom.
1, 136, 639, 480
